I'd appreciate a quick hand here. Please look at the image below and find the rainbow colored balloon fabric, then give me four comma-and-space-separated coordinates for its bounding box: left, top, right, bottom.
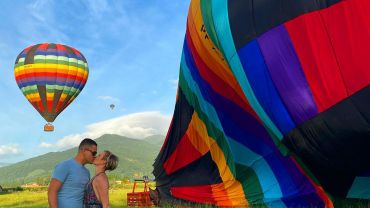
153, 0, 370, 207
14, 43, 88, 123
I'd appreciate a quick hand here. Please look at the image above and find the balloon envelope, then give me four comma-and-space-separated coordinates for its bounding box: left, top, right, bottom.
153, 0, 370, 207
14, 43, 89, 123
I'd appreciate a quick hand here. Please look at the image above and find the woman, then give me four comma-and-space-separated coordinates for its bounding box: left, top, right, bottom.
84, 150, 119, 208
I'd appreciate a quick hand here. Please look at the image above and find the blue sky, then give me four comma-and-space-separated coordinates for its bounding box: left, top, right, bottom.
0, 0, 189, 164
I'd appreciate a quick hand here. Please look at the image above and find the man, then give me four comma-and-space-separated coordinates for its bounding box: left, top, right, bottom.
48, 138, 97, 208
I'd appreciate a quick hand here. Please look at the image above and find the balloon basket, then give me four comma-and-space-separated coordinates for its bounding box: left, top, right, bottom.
44, 123, 54, 132
127, 177, 154, 207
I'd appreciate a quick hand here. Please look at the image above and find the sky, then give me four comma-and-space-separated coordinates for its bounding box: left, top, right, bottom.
0, 0, 190, 164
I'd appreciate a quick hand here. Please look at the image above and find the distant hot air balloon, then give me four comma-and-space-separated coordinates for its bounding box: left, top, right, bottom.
110, 104, 115, 110
14, 43, 89, 132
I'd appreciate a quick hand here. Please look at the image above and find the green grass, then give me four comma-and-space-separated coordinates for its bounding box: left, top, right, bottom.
0, 190, 49, 208
0, 189, 132, 208
0, 183, 155, 208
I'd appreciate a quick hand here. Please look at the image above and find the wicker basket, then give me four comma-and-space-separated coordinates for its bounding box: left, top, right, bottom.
127, 178, 154, 207
44, 123, 54, 132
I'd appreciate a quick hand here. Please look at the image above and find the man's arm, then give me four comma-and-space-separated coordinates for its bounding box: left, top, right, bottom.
48, 179, 62, 208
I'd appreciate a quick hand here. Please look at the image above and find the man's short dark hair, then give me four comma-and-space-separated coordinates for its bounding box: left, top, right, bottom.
79, 138, 97, 150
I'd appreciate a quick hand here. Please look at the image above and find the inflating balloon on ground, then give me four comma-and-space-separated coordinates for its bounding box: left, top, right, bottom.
153, 0, 370, 207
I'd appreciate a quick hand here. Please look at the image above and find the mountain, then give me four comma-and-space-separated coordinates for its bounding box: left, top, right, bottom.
0, 134, 164, 186
143, 134, 166, 146
0, 162, 11, 168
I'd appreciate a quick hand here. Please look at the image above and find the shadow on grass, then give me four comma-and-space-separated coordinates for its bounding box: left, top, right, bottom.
0, 187, 24, 195
157, 199, 370, 208
2, 198, 47, 208
334, 198, 370, 208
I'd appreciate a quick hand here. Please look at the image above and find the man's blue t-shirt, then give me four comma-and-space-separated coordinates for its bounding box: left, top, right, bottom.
52, 158, 90, 208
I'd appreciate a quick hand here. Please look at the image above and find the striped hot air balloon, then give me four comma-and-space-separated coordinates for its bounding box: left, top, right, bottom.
14, 43, 89, 131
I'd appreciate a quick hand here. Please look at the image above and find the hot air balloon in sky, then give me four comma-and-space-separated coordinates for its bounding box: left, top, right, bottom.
153, 0, 370, 207
14, 43, 89, 132
110, 104, 115, 110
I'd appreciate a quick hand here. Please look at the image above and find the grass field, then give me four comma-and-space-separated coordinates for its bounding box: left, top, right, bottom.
0, 183, 155, 208
0, 188, 131, 208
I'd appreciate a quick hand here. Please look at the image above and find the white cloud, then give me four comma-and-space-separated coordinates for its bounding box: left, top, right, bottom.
47, 111, 171, 150
0, 144, 21, 157
97, 96, 120, 102
39, 142, 53, 148
55, 134, 85, 150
